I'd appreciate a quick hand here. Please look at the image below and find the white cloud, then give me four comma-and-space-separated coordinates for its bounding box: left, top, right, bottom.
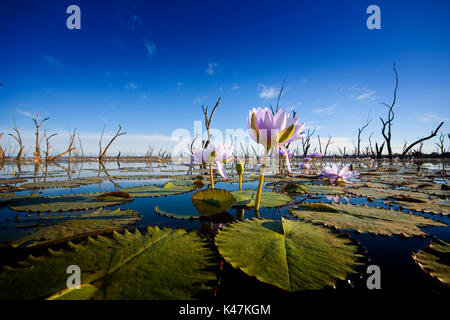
194, 96, 208, 104
41, 55, 64, 68
176, 81, 183, 87
205, 62, 218, 75
144, 40, 156, 58
13, 109, 34, 118
125, 82, 138, 90
312, 104, 336, 115
258, 84, 278, 99
418, 112, 449, 123
232, 84, 240, 90
356, 89, 375, 101
140, 93, 148, 101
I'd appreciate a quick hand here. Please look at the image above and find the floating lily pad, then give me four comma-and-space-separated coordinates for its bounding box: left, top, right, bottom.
280, 183, 310, 194
413, 240, 449, 286
7, 208, 141, 248
191, 188, 236, 215
21, 178, 103, 189
121, 182, 195, 198
0, 178, 28, 185
8, 193, 131, 212
393, 200, 450, 216
231, 190, 292, 208
155, 205, 235, 223
215, 218, 363, 291
0, 227, 217, 300
290, 203, 445, 237
306, 185, 348, 195
348, 187, 432, 201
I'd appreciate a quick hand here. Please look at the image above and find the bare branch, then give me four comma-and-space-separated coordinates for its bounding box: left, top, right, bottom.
401, 122, 444, 158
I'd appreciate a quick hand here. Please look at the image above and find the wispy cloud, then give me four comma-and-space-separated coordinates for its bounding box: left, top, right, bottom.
205, 62, 218, 75
13, 108, 34, 118
356, 89, 375, 101
125, 82, 138, 90
347, 85, 376, 102
194, 96, 208, 104
312, 104, 336, 115
176, 81, 183, 87
231, 84, 240, 90
258, 84, 278, 99
140, 93, 148, 101
41, 55, 64, 68
418, 112, 449, 123
144, 40, 156, 58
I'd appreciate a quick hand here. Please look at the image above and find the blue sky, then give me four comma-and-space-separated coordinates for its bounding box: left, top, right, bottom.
0, 0, 449, 155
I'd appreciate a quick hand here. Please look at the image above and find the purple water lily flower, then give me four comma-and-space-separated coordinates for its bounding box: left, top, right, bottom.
320, 164, 358, 184
304, 157, 312, 162
247, 107, 305, 212
247, 107, 305, 172
300, 163, 311, 170
278, 146, 293, 157
326, 195, 349, 204
307, 151, 322, 158
193, 142, 233, 180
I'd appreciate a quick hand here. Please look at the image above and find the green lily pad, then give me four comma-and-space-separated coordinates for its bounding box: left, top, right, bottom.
48, 284, 99, 300
393, 199, 450, 216
0, 227, 217, 300
290, 203, 445, 237
21, 178, 103, 189
306, 185, 348, 195
215, 218, 363, 291
280, 183, 310, 194
8, 193, 131, 212
413, 240, 449, 286
155, 205, 235, 223
191, 188, 236, 215
121, 182, 195, 198
348, 187, 432, 201
8, 208, 141, 248
231, 190, 292, 208
0, 178, 28, 185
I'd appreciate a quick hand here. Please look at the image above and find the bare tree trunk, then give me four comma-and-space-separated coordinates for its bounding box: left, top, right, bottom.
98, 125, 126, 162
201, 98, 221, 149
401, 122, 444, 158
380, 63, 398, 160
357, 115, 372, 157
32, 113, 49, 163
9, 111, 24, 161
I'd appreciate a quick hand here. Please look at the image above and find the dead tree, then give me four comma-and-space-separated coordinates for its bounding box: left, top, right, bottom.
98, 125, 126, 162
301, 128, 315, 157
47, 129, 77, 162
375, 141, 385, 159
201, 98, 221, 149
9, 112, 24, 161
32, 113, 49, 161
380, 63, 398, 159
251, 145, 261, 163
43, 131, 57, 162
368, 132, 375, 156
401, 121, 444, 159
435, 133, 446, 158
357, 115, 372, 157
77, 133, 84, 160
0, 133, 5, 161
269, 80, 285, 115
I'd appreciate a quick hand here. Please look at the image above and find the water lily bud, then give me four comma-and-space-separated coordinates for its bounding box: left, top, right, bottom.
236, 159, 244, 176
